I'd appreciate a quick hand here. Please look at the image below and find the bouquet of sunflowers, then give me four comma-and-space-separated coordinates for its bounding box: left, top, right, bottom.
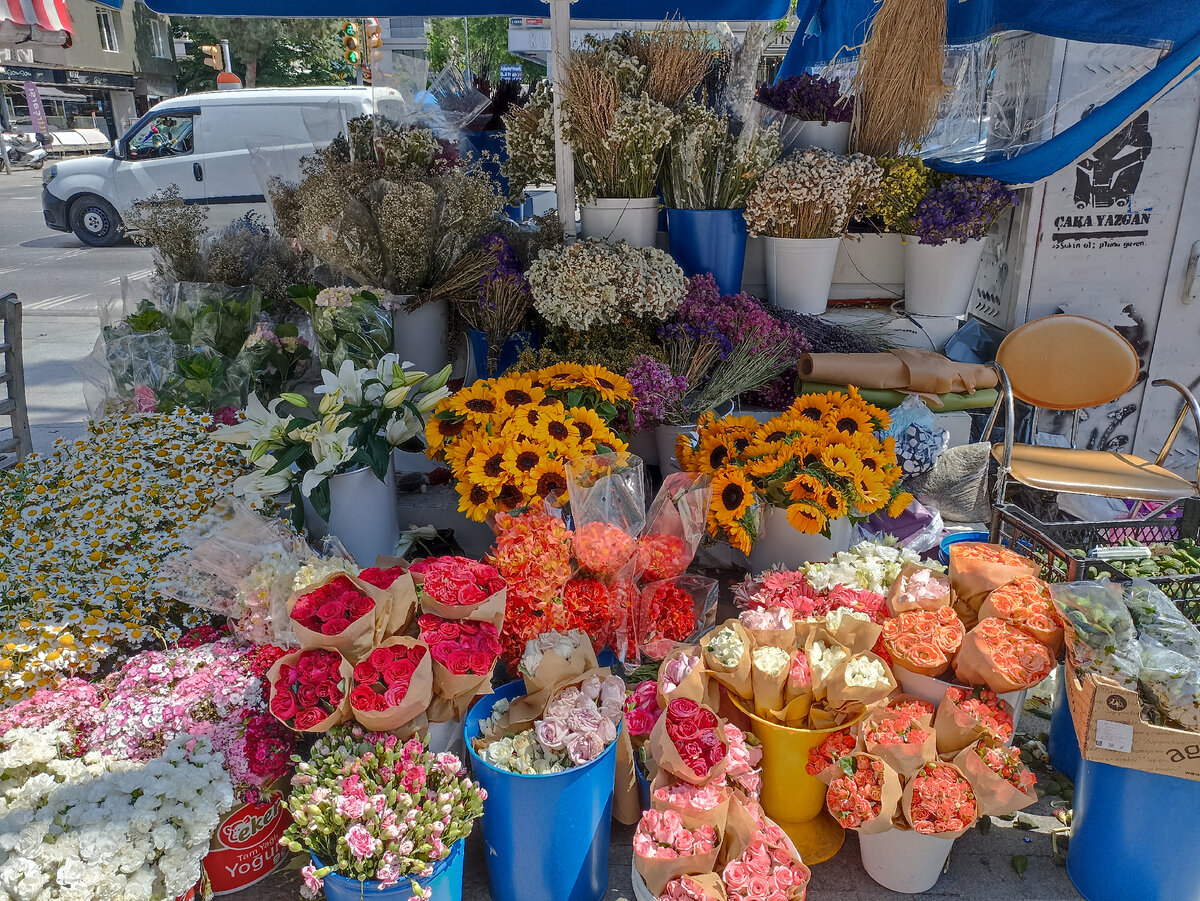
676, 389, 911, 553
426, 363, 635, 521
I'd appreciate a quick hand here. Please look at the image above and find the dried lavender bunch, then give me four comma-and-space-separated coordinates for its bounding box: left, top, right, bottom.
756, 74, 853, 124
657, 321, 731, 386
911, 176, 1019, 245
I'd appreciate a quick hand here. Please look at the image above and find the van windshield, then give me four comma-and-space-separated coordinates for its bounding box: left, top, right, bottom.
126, 113, 195, 159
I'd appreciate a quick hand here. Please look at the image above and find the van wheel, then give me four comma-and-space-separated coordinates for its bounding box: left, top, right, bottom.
69, 194, 122, 247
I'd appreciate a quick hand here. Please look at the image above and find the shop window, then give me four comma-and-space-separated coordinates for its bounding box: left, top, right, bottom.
126, 112, 194, 159
150, 20, 171, 59
97, 9, 119, 53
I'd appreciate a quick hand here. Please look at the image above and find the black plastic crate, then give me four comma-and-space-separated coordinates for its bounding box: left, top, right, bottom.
991, 500, 1200, 618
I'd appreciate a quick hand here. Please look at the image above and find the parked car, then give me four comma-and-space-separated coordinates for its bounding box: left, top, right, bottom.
40, 85, 392, 247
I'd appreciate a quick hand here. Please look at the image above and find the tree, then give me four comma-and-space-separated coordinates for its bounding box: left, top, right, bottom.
173, 17, 351, 90
428, 16, 542, 83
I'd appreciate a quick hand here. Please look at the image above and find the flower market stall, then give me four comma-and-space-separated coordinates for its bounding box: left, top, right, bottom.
10, 4, 1200, 901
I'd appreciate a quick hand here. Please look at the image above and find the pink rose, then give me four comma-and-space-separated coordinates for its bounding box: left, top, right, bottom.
383, 659, 416, 685
747, 875, 772, 898
321, 617, 351, 636
447, 650, 472, 675
625, 708, 654, 737
673, 831, 695, 855
369, 647, 394, 668
567, 706, 604, 735
723, 861, 750, 892
535, 717, 570, 752
773, 865, 794, 889
596, 717, 617, 745
694, 837, 715, 854
566, 732, 605, 766
383, 683, 410, 708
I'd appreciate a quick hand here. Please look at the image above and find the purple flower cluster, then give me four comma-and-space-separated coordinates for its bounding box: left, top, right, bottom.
756, 75, 852, 124
912, 176, 1020, 245
657, 321, 734, 360
626, 354, 689, 431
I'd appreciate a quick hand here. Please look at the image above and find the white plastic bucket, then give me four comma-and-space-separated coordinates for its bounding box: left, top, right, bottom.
892, 664, 1027, 736
303, 462, 400, 566
858, 828, 955, 893
655, 424, 696, 477
783, 120, 851, 155
394, 297, 449, 374
764, 236, 841, 314
831, 232, 905, 300
748, 505, 853, 574
902, 237, 985, 316
743, 236, 768, 299
579, 197, 660, 248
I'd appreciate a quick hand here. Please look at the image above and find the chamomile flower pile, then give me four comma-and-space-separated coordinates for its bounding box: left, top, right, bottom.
0, 411, 249, 702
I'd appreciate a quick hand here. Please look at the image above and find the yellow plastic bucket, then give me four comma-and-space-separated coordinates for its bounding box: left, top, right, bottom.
728, 693, 863, 864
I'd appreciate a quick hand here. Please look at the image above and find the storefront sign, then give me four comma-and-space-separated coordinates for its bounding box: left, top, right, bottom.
500, 64, 523, 81
22, 82, 49, 132
0, 64, 58, 84
65, 70, 135, 89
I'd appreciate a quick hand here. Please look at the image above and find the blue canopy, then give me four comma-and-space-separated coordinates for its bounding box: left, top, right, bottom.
145, 0, 790, 20
779, 0, 1200, 183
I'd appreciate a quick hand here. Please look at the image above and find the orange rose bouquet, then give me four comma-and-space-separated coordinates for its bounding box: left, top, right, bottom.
954, 617, 1055, 693
978, 575, 1064, 654
880, 607, 965, 678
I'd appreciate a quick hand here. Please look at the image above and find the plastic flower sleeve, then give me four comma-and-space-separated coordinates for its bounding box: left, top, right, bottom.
426, 66, 491, 143
1137, 635, 1200, 730
639, 575, 720, 661
567, 452, 647, 580
638, 471, 712, 581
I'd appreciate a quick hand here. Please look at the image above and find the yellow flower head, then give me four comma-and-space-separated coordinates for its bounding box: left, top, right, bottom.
712, 466, 756, 525
450, 382, 507, 425
494, 376, 545, 411
457, 480, 496, 522
466, 436, 509, 490
526, 457, 570, 504
786, 502, 828, 536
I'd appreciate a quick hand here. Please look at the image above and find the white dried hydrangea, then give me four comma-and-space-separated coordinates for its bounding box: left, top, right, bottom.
527, 238, 687, 331
745, 148, 883, 239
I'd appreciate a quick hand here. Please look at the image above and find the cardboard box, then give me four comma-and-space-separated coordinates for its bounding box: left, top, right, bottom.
1065, 660, 1200, 782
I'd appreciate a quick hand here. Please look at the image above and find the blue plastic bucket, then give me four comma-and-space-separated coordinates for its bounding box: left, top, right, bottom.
467, 328, 538, 381
314, 839, 465, 901
1068, 758, 1200, 901
666, 208, 748, 297
464, 680, 619, 901
1048, 665, 1080, 782
938, 530, 990, 566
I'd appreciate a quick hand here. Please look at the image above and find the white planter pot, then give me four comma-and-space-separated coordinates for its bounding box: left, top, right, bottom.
747, 505, 853, 574
579, 197, 659, 248
764, 236, 841, 314
654, 424, 697, 478
859, 828, 955, 893
783, 119, 851, 155
393, 448, 439, 474
393, 297, 449, 374
627, 429, 660, 467
303, 462, 400, 567
903, 237, 985, 316
742, 235, 768, 299
891, 664, 1027, 736
831, 232, 905, 300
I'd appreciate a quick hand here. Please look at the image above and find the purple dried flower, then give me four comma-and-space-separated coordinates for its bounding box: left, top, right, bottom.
756, 75, 853, 124
911, 176, 1020, 245
626, 355, 689, 431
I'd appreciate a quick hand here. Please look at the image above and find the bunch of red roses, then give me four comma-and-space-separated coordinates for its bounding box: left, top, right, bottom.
349, 644, 427, 713
417, 614, 502, 676
665, 699, 726, 779
411, 555, 505, 606
357, 565, 408, 590
291, 576, 376, 636
269, 648, 346, 731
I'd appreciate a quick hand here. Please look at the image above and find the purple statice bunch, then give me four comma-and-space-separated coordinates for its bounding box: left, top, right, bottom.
657, 320, 733, 387
911, 176, 1020, 245
756, 74, 852, 124
626, 355, 689, 431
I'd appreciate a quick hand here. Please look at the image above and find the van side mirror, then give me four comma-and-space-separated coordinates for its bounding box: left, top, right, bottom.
113, 141, 126, 160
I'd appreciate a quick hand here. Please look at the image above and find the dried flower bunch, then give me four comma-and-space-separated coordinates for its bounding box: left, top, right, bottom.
870, 156, 940, 234
661, 101, 782, 210
911, 176, 1020, 245
454, 232, 534, 374
527, 239, 688, 332
756, 74, 853, 124
501, 81, 557, 202
745, 149, 883, 239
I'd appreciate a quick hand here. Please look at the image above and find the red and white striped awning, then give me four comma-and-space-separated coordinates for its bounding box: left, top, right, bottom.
0, 0, 73, 46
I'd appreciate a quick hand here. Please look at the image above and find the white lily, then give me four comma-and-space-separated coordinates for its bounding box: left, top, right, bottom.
232, 464, 293, 503
384, 409, 420, 446
300, 427, 358, 497
415, 385, 452, 413
210, 394, 286, 446
314, 359, 364, 405
382, 386, 411, 410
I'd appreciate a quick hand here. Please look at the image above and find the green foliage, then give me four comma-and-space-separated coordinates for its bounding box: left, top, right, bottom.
427, 16, 542, 83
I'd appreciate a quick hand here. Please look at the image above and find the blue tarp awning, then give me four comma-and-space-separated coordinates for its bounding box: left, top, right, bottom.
145, 0, 790, 20
779, 0, 1200, 183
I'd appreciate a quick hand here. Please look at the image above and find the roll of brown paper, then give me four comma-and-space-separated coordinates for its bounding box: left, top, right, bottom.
798, 349, 998, 400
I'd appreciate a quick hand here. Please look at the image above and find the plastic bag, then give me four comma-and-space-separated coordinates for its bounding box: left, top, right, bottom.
1123, 579, 1200, 659
566, 453, 647, 580
1050, 580, 1140, 688
637, 472, 712, 582
907, 442, 992, 523
638, 575, 720, 661
886, 394, 949, 478
1138, 636, 1200, 730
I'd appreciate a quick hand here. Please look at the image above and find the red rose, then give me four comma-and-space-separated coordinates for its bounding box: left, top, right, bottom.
276, 663, 297, 684
319, 680, 343, 704
470, 651, 496, 674
369, 647, 394, 669
698, 730, 721, 749
383, 682, 410, 708
706, 743, 726, 766
349, 595, 376, 620
667, 698, 701, 721
682, 740, 704, 761
296, 683, 322, 709
383, 659, 416, 685
350, 685, 379, 711
317, 600, 347, 622
321, 618, 351, 636
697, 709, 719, 730
670, 718, 700, 741
438, 621, 461, 641
447, 650, 472, 675
353, 661, 378, 684
269, 688, 298, 720
294, 708, 327, 730
692, 758, 711, 777
296, 652, 326, 682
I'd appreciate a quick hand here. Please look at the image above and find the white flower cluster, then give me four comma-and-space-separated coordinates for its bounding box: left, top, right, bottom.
527, 239, 687, 331
706, 626, 746, 668
314, 287, 355, 308
803, 538, 934, 595
519, 628, 590, 677
841, 654, 890, 689
0, 731, 234, 901
751, 645, 791, 677
664, 101, 783, 210
744, 148, 883, 239
479, 729, 569, 775
824, 608, 871, 632
808, 640, 848, 684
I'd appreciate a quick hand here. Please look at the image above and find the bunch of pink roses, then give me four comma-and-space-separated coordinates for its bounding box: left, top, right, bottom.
349, 644, 427, 713
722, 724, 763, 800
410, 555, 505, 606
290, 576, 376, 636
634, 809, 718, 861
624, 680, 662, 738
720, 810, 810, 901
417, 614, 502, 676
534, 676, 625, 766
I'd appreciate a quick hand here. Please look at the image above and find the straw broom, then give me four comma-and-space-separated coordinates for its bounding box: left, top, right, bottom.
850, 0, 949, 157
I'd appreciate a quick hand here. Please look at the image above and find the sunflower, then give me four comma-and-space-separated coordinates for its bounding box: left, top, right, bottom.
850, 464, 890, 506
786, 502, 828, 536
445, 439, 478, 475
534, 407, 577, 452
844, 387, 890, 431
675, 433, 698, 472
450, 383, 508, 425
819, 485, 849, 519
527, 458, 569, 503
457, 481, 496, 522
820, 443, 864, 481
567, 407, 607, 446
792, 393, 835, 423
696, 431, 738, 476
506, 399, 552, 436
493, 376, 546, 410
466, 436, 509, 490
542, 362, 589, 390
757, 414, 793, 445
496, 480, 527, 513
712, 466, 756, 525
579, 365, 633, 404
589, 424, 628, 454
747, 449, 792, 480
785, 472, 825, 504
888, 491, 914, 517
824, 403, 874, 438
502, 441, 544, 479
725, 517, 757, 555
793, 436, 826, 470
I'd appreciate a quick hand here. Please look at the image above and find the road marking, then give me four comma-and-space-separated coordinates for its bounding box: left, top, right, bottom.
104, 268, 154, 285
25, 294, 91, 310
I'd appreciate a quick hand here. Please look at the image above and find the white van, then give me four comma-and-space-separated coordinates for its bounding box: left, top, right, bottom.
41, 86, 393, 247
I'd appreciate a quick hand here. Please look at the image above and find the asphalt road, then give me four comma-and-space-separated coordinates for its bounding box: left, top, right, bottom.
0, 165, 155, 317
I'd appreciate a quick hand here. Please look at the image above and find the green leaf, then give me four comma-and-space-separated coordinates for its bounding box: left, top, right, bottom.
275, 322, 300, 339
1011, 855, 1027, 879
267, 443, 307, 475
289, 486, 305, 532
310, 478, 331, 524
837, 756, 855, 777
566, 388, 584, 408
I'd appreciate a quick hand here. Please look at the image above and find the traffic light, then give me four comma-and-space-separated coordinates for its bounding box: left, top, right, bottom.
341, 21, 360, 65
364, 18, 382, 52
200, 44, 222, 70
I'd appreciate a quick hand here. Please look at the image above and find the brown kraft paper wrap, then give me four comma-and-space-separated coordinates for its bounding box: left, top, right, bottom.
287, 570, 384, 664
860, 709, 938, 778
886, 563, 953, 617
647, 710, 728, 787
824, 651, 897, 710
770, 658, 815, 726
952, 741, 1036, 817
822, 611, 883, 655
669, 874, 727, 901
367, 556, 421, 639
739, 620, 797, 651
507, 641, 603, 725
267, 651, 352, 734
428, 653, 496, 723
804, 628, 848, 702
934, 690, 1015, 755
820, 751, 903, 835
900, 762, 979, 840
953, 618, 1054, 693
658, 645, 718, 712
808, 701, 865, 731
635, 829, 722, 897
751, 650, 790, 721
613, 728, 643, 826
649, 770, 732, 833
702, 620, 753, 699
798, 350, 999, 398
977, 580, 1064, 656
948, 543, 1040, 629
718, 793, 762, 867
350, 636, 434, 732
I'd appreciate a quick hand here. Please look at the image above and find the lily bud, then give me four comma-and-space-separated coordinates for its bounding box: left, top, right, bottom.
383, 386, 410, 409
419, 365, 452, 393
317, 393, 343, 416
279, 392, 310, 408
